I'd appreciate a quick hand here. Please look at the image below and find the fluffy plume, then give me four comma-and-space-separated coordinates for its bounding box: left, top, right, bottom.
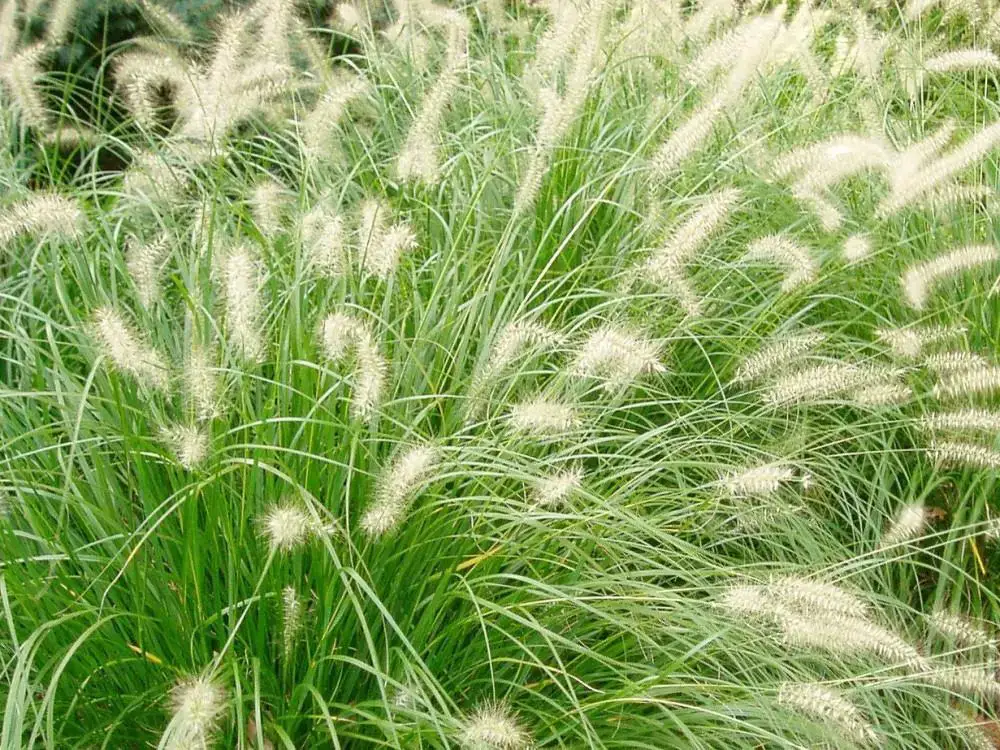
162, 424, 209, 470
928, 440, 1000, 470
458, 702, 532, 750
777, 682, 878, 746
302, 75, 370, 158
742, 235, 818, 291
218, 245, 265, 363
260, 502, 334, 552
467, 321, 565, 421
921, 666, 1000, 702
319, 312, 386, 421
778, 610, 927, 670
721, 464, 797, 499
637, 188, 740, 316
932, 365, 1000, 399
531, 467, 583, 508
880, 121, 1000, 216
281, 586, 305, 659
360, 445, 438, 537
185, 345, 220, 421
396, 34, 467, 183
901, 245, 999, 310
356, 199, 416, 280
876, 324, 965, 359
843, 234, 872, 264
250, 178, 288, 238
922, 408, 1000, 434
0, 44, 49, 128
924, 49, 1000, 74
507, 398, 580, 437
571, 325, 664, 390
732, 332, 825, 385
302, 205, 347, 276
851, 383, 912, 406
924, 350, 988, 375
92, 307, 170, 392
514, 0, 607, 214
762, 362, 900, 406
768, 576, 869, 620
0, 193, 86, 245
161, 674, 228, 750
929, 611, 994, 649
126, 234, 170, 308
879, 504, 928, 550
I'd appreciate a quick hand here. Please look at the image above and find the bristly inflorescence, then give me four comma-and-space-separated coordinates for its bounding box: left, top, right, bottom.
361, 444, 438, 537
319, 312, 387, 421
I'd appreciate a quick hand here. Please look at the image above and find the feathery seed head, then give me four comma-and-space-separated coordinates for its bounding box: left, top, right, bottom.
877, 324, 965, 360
732, 332, 825, 385
458, 701, 532, 750
260, 503, 332, 552
507, 398, 580, 437
0, 193, 86, 245
162, 425, 210, 470
901, 245, 999, 310
361, 445, 438, 537
126, 234, 170, 308
722, 463, 796, 498
571, 325, 664, 390
743, 235, 818, 292
879, 503, 928, 550
932, 365, 1000, 399
164, 674, 228, 750
303, 205, 347, 276
319, 312, 386, 421
777, 682, 878, 746
218, 245, 265, 363
185, 345, 221, 421
929, 611, 994, 649
852, 382, 912, 406
843, 234, 872, 264
928, 439, 1000, 470
92, 307, 170, 392
531, 467, 583, 508
250, 178, 288, 238
924, 350, 988, 375
281, 586, 304, 659
921, 408, 1000, 434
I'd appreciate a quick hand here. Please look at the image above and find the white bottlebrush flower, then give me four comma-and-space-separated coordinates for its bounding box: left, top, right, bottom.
928, 440, 1000, 470
507, 398, 580, 437
762, 362, 899, 406
732, 331, 825, 385
466, 321, 565, 420
396, 44, 466, 183
319, 312, 386, 421
901, 245, 999, 310
924, 49, 1000, 74
921, 408, 1000, 434
742, 235, 818, 292
363, 221, 417, 280
570, 325, 664, 390
721, 463, 796, 498
767, 576, 869, 620
718, 584, 771, 618
0, 44, 50, 129
161, 674, 228, 750
218, 245, 265, 363
0, 192, 86, 245
843, 234, 872, 264
932, 365, 1000, 399
260, 502, 333, 552
851, 382, 913, 406
879, 503, 928, 550
638, 188, 740, 315
302, 205, 347, 276
360, 445, 438, 537
929, 611, 994, 649
881, 120, 1000, 216
92, 307, 170, 392
185, 345, 221, 421
458, 702, 532, 750
777, 610, 927, 671
921, 666, 1000, 702
924, 350, 988, 375
250, 178, 288, 238
531, 467, 583, 508
126, 233, 170, 308
777, 682, 878, 747
876, 324, 965, 359
162, 424, 209, 470
281, 586, 304, 659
